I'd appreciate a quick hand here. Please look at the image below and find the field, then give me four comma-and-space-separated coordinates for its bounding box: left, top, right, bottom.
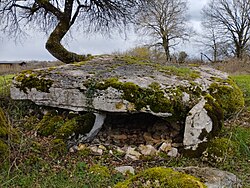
0, 61, 249, 187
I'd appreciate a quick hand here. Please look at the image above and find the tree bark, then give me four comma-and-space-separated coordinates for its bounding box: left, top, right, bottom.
162, 35, 170, 61
46, 21, 87, 64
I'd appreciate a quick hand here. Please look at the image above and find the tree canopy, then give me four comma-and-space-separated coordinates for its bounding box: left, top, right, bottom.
0, 0, 145, 63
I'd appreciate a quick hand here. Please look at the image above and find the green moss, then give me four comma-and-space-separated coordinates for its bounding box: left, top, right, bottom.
15, 70, 53, 94
0, 108, 8, 138
89, 164, 111, 179
232, 74, 250, 106
204, 94, 224, 137
208, 78, 245, 117
86, 78, 187, 115
55, 113, 95, 139
0, 140, 9, 159
114, 167, 206, 188
117, 56, 200, 80
54, 118, 78, 139
0, 107, 16, 159
23, 116, 40, 131
51, 139, 67, 157
202, 137, 239, 164
37, 114, 64, 137
37, 112, 95, 139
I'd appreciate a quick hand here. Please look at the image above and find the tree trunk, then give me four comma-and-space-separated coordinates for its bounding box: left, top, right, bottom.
46, 21, 87, 64
162, 36, 170, 61
235, 43, 244, 59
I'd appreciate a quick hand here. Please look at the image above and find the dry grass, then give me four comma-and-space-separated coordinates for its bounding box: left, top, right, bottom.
0, 61, 64, 75
210, 58, 250, 75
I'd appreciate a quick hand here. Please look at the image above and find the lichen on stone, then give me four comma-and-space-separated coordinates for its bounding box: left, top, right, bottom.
114, 167, 206, 188
14, 70, 53, 93
85, 77, 188, 115
117, 56, 200, 80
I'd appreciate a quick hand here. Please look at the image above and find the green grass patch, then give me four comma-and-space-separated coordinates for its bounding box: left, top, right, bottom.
0, 74, 15, 97
232, 75, 250, 106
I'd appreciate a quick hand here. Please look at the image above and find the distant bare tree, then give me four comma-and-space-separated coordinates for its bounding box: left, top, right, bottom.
199, 17, 231, 62
135, 0, 190, 61
202, 0, 250, 59
0, 0, 145, 63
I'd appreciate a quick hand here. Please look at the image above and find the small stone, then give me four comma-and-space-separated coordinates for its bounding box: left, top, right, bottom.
143, 132, 160, 144
78, 144, 86, 151
98, 145, 107, 150
138, 144, 157, 156
89, 146, 103, 155
159, 142, 172, 153
111, 134, 128, 140
152, 133, 161, 140
69, 147, 75, 153
125, 146, 141, 161
152, 122, 169, 132
116, 147, 125, 154
170, 130, 179, 138
115, 166, 135, 175
167, 147, 179, 157
171, 143, 183, 147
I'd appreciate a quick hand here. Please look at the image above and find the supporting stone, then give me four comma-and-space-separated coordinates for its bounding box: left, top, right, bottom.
183, 99, 213, 150
75, 113, 106, 143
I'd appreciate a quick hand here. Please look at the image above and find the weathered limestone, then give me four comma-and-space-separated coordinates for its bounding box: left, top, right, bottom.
183, 98, 213, 150
115, 166, 135, 175
175, 167, 242, 188
10, 55, 244, 151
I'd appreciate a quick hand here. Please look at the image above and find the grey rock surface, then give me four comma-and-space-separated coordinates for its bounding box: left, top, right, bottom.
183, 98, 213, 150
115, 166, 135, 175
10, 56, 231, 149
175, 167, 242, 188
10, 56, 228, 114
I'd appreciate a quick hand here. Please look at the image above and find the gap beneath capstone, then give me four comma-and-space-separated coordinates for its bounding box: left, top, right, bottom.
78, 112, 185, 148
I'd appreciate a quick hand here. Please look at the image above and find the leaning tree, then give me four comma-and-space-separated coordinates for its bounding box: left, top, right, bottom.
0, 0, 145, 63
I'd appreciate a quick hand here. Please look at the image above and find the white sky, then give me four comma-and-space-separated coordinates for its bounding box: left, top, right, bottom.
0, 0, 208, 61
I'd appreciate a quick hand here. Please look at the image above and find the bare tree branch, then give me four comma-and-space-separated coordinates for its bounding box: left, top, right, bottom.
0, 0, 146, 63
202, 0, 250, 59
135, 0, 190, 61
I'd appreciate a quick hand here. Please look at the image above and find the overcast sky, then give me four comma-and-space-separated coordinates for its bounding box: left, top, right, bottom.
0, 0, 208, 61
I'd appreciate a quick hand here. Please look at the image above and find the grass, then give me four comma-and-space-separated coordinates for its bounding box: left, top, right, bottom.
0, 67, 250, 187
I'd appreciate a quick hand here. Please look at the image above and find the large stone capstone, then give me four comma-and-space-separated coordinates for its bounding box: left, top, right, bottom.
10, 56, 244, 150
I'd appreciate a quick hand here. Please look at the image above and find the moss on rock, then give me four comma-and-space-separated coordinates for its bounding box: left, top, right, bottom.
37, 114, 64, 137
37, 112, 96, 139
208, 78, 245, 118
15, 70, 53, 93
89, 164, 111, 179
117, 56, 200, 80
86, 78, 187, 115
201, 137, 239, 164
114, 167, 206, 188
204, 95, 224, 137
